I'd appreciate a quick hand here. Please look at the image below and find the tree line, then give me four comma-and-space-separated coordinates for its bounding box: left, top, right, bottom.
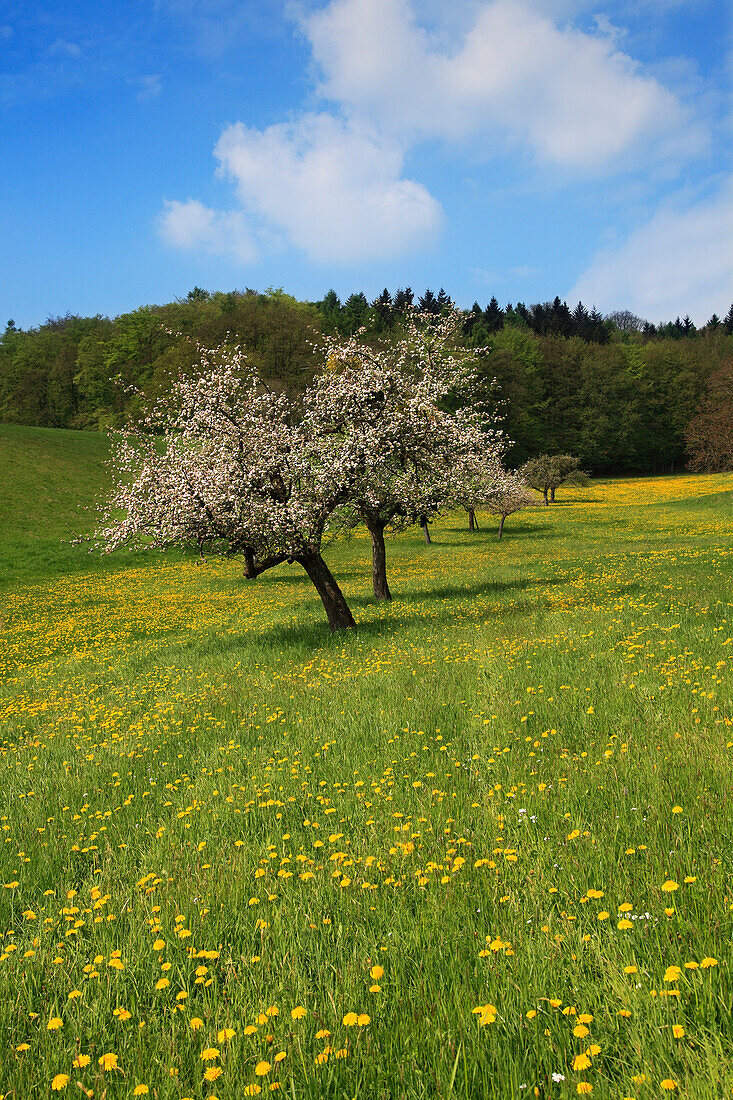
2, 285, 732, 474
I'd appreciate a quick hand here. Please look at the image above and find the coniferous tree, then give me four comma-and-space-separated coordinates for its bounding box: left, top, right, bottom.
342, 292, 369, 334
418, 288, 439, 314
393, 287, 414, 311
372, 288, 394, 331
483, 297, 504, 333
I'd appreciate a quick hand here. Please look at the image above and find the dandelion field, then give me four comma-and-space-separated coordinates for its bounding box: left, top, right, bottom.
1, 427, 732, 1098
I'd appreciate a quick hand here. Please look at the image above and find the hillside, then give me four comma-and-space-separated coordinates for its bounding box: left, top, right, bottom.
0, 424, 115, 587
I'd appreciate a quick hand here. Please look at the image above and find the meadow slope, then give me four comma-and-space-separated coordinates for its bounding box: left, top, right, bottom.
1, 425, 732, 1099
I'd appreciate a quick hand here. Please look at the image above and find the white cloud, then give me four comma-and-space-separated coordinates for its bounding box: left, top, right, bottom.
301, 0, 697, 169
159, 114, 442, 266
569, 177, 733, 323
48, 39, 81, 58
213, 113, 443, 263
158, 199, 258, 263
137, 73, 162, 101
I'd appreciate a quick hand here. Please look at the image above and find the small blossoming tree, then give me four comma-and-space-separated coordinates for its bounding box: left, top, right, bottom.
307, 310, 505, 600
483, 475, 537, 538
94, 344, 365, 630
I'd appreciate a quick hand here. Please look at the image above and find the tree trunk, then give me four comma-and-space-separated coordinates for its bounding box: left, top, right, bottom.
243, 547, 287, 579
543, 488, 549, 506
498, 513, 506, 539
364, 518, 392, 601
467, 508, 476, 532
549, 487, 556, 503
420, 515, 431, 544
298, 550, 356, 631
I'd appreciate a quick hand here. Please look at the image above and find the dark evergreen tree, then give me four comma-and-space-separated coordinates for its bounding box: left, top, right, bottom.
393, 287, 414, 311
342, 292, 370, 334
418, 288, 439, 314
317, 289, 343, 331
372, 288, 394, 330
483, 296, 504, 333
436, 287, 452, 312
724, 305, 733, 335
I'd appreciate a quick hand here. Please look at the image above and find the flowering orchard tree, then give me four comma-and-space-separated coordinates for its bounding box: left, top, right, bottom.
306, 310, 504, 600
483, 475, 538, 538
446, 440, 513, 534
94, 344, 368, 631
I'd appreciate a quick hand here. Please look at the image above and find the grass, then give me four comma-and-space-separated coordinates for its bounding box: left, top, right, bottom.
1, 424, 732, 1099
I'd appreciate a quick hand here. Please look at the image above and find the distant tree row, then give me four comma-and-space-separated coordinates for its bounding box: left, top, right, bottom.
1, 286, 731, 474
314, 287, 733, 343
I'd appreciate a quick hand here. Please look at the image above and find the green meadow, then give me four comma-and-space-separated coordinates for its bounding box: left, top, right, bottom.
1, 423, 732, 1099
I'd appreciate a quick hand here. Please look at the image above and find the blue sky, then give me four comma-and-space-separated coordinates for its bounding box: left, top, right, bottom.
1, 0, 731, 328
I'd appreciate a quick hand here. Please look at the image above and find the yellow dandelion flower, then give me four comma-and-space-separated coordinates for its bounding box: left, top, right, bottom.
203, 1066, 222, 1082
370, 965, 384, 980
133, 1086, 150, 1096
255, 1061, 271, 1076
244, 1087, 262, 1097
291, 1007, 306, 1020
664, 966, 682, 982
218, 1028, 236, 1042
672, 1025, 685, 1038
51, 1074, 69, 1091
573, 1025, 590, 1038
98, 1053, 119, 1071
189, 1017, 204, 1030
200, 1048, 219, 1061
661, 1080, 677, 1091
73, 1055, 91, 1068
572, 1053, 592, 1071
47, 1017, 63, 1031
577, 1085, 593, 1096
155, 978, 169, 990
357, 1014, 370, 1026
342, 1013, 358, 1027
700, 957, 718, 968
661, 881, 679, 893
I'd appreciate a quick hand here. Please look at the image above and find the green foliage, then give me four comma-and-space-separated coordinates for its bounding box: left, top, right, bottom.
2, 292, 732, 474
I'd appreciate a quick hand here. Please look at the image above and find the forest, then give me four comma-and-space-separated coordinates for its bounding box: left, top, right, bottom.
1, 285, 731, 474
